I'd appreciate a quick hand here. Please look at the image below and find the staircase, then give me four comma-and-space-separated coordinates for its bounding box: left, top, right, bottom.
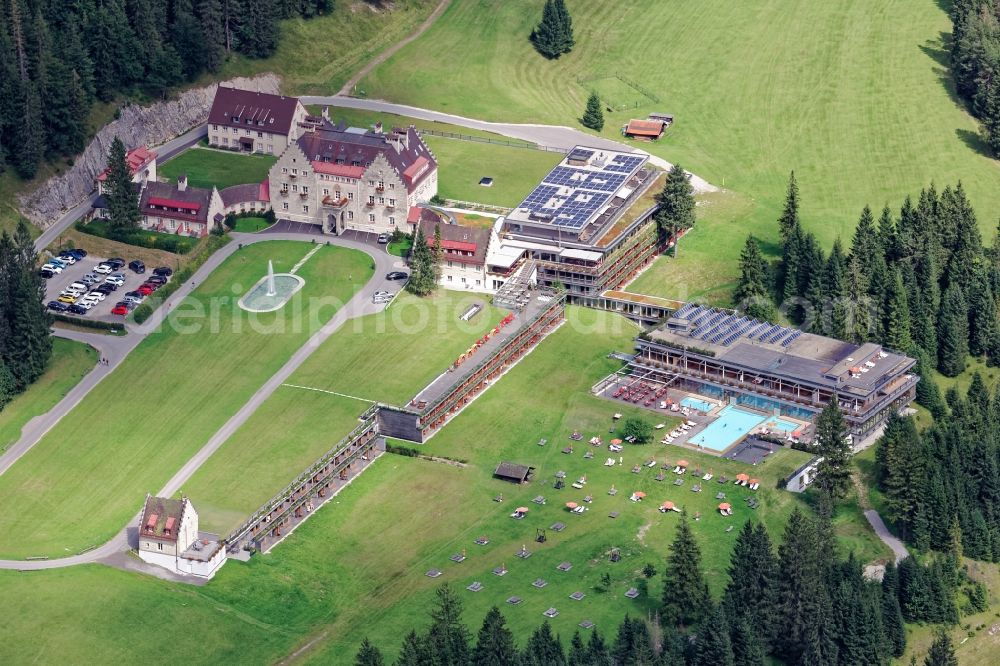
493, 260, 537, 311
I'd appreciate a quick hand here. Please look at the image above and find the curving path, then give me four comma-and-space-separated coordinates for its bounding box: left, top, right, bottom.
301, 95, 718, 193
0, 229, 402, 570
864, 509, 909, 564
338, 0, 453, 96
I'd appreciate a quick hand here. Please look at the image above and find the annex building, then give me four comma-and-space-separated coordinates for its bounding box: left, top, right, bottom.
630, 303, 919, 440
206, 86, 309, 155
137, 495, 226, 579
486, 147, 663, 304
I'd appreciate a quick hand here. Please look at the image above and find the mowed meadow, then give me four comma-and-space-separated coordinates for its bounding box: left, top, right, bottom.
361, 0, 1000, 291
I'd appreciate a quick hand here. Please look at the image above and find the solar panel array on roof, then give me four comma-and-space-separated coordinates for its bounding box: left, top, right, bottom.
514, 152, 645, 229
667, 305, 804, 349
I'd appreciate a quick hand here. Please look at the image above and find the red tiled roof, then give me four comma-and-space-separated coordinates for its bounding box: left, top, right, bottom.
439, 239, 477, 253
97, 146, 157, 181
407, 206, 422, 223
149, 197, 201, 212
258, 179, 270, 201
625, 119, 665, 137
208, 86, 301, 135
311, 161, 365, 178
402, 156, 430, 184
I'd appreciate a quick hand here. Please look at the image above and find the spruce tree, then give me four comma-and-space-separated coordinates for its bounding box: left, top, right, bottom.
661, 515, 711, 628
472, 606, 519, 666
567, 630, 587, 666
581, 92, 604, 131
734, 235, 774, 321
692, 605, 735, 666
394, 630, 424, 666
12, 80, 44, 179
923, 631, 958, 666
553, 0, 575, 54
775, 509, 832, 664
730, 617, 766, 666
530, 0, 563, 59
424, 585, 470, 666
881, 561, 907, 658
611, 616, 654, 665
197, 0, 227, 71
936, 282, 969, 376
585, 629, 613, 666
522, 620, 566, 666
355, 638, 385, 666
814, 399, 852, 501
777, 171, 800, 244
105, 136, 141, 234
723, 521, 777, 649
883, 267, 913, 352
406, 228, 437, 297
655, 163, 696, 249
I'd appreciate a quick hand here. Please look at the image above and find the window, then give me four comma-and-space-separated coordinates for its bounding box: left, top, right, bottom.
369, 180, 375, 186
378, 197, 385, 205
282, 167, 288, 174
378, 180, 385, 189
389, 198, 396, 207
323, 188, 330, 196
388, 217, 395, 225
282, 202, 289, 211
368, 196, 375, 205
257, 131, 263, 138
447, 275, 453, 282
267, 145, 273, 154
292, 168, 298, 175
157, 543, 163, 551
461, 277, 467, 283
348, 211, 354, 220
347, 192, 354, 200
303, 170, 309, 177
292, 184, 298, 192
303, 205, 309, 213
281, 182, 289, 192
212, 124, 218, 131
221, 137, 228, 146
302, 186, 309, 194
369, 214, 376, 222
389, 183, 395, 189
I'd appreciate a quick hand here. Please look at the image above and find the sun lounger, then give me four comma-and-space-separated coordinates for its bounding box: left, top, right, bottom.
672, 466, 682, 473
749, 482, 759, 490
655, 423, 665, 429
584, 495, 593, 503
624, 588, 640, 599
702, 473, 713, 481
538, 438, 547, 446
655, 472, 666, 481
631, 465, 641, 474
673, 478, 684, 486
572, 482, 584, 489
583, 451, 594, 459
718, 476, 728, 484
609, 444, 623, 452
555, 471, 567, 478
532, 496, 546, 505
475, 536, 489, 545
605, 458, 615, 466
532, 578, 547, 588
681, 424, 691, 430
715, 492, 726, 500
691, 484, 702, 492
562, 447, 573, 454
544, 608, 559, 618
572, 506, 586, 514
608, 487, 618, 496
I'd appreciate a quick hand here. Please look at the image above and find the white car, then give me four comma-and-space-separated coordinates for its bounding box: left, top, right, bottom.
75, 300, 94, 310
372, 290, 394, 304
57, 255, 77, 265
85, 291, 106, 302
41, 263, 64, 274
94, 264, 114, 275
61, 287, 86, 297
68, 282, 88, 291
105, 275, 125, 286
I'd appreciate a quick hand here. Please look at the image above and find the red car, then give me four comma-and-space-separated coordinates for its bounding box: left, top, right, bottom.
141, 281, 162, 291
111, 304, 128, 316
137, 285, 154, 296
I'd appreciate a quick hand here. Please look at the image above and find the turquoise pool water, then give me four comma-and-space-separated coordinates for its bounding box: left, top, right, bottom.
689, 406, 767, 452
680, 396, 715, 413
762, 416, 801, 434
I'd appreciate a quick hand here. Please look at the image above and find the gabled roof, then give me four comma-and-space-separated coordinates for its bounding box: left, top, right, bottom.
494, 462, 532, 483
208, 86, 302, 136
141, 496, 185, 541
97, 146, 157, 182
140, 181, 213, 223
219, 181, 270, 207
418, 218, 490, 267
298, 122, 436, 193
625, 119, 665, 137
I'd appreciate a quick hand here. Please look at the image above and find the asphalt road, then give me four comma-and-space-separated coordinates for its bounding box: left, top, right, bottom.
33, 125, 208, 253
864, 509, 910, 564
0, 229, 404, 570
300, 95, 717, 193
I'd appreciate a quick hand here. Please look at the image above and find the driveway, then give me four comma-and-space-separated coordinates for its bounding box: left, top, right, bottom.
864, 510, 909, 564
300, 95, 717, 193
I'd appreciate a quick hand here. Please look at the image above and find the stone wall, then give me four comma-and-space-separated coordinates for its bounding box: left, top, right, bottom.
17, 74, 281, 228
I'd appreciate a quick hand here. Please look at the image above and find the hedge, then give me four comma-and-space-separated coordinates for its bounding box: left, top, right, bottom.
51, 314, 125, 332
75, 219, 199, 254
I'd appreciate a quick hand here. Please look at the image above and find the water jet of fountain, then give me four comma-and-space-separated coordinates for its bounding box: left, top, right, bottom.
266, 260, 276, 297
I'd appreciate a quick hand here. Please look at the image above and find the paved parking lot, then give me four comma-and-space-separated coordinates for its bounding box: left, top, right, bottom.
43, 255, 162, 322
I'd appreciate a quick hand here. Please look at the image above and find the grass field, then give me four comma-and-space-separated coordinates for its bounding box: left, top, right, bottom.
0, 338, 97, 453
183, 291, 508, 533
0, 241, 372, 558
159, 147, 277, 190
232, 216, 273, 233
361, 0, 1000, 299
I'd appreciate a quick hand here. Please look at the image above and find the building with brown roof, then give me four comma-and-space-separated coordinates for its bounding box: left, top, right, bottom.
139, 175, 224, 237
137, 495, 227, 579
206, 86, 308, 155
623, 119, 666, 140
96, 145, 157, 193
268, 116, 438, 235
418, 214, 492, 291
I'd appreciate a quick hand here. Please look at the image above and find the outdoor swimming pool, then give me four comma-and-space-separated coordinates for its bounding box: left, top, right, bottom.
689, 406, 767, 452
762, 416, 801, 434
680, 396, 716, 413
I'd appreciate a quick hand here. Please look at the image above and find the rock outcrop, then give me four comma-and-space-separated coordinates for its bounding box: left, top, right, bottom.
17, 74, 281, 229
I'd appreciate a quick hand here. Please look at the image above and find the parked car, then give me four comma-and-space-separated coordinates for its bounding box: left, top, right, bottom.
153, 266, 173, 277
55, 254, 76, 265
68, 282, 88, 291
146, 274, 167, 284
60, 287, 85, 297
81, 275, 100, 286
85, 291, 106, 302
137, 285, 154, 296
372, 290, 394, 304
377, 233, 391, 244
47, 301, 69, 312
111, 303, 129, 316
105, 275, 126, 286
67, 304, 88, 315
48, 257, 69, 268
39, 268, 55, 279
140, 281, 162, 291
124, 290, 143, 300
128, 260, 145, 273
41, 263, 63, 274
95, 284, 118, 294
57, 294, 77, 304
385, 271, 409, 281
106, 258, 126, 270
94, 263, 114, 274
62, 249, 87, 259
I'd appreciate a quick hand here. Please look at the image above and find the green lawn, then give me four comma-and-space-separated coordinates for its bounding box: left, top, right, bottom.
0, 338, 97, 453
387, 237, 412, 257
0, 241, 373, 558
183, 291, 509, 533
361, 0, 1000, 298
159, 147, 276, 190
232, 216, 274, 233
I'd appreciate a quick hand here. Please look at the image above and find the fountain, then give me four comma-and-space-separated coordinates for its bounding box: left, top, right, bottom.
266, 260, 277, 297
238, 259, 305, 313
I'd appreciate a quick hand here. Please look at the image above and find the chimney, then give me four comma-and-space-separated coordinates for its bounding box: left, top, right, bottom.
374, 121, 383, 135
178, 174, 188, 192
322, 106, 330, 121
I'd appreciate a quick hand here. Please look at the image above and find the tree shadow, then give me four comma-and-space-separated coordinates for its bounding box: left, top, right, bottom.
918, 34, 968, 111
955, 128, 994, 159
